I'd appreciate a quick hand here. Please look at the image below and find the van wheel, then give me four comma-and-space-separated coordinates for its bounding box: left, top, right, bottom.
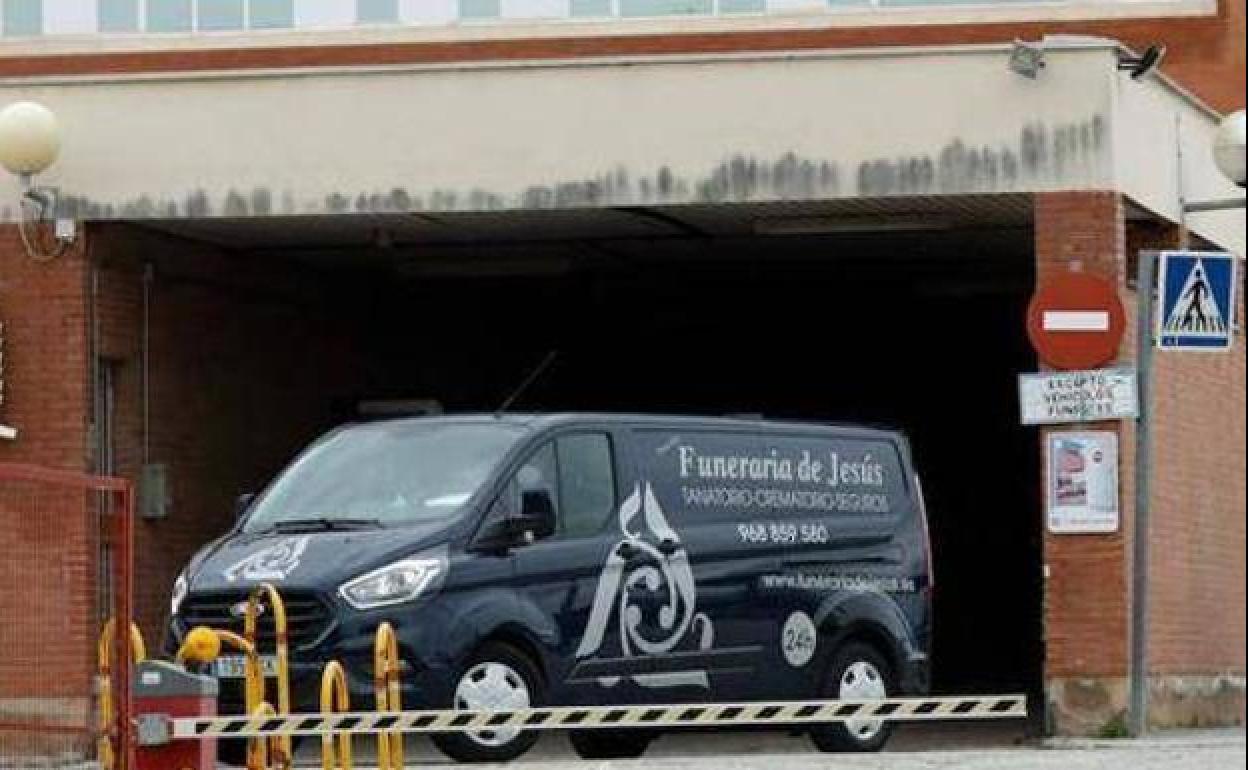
810, 641, 895, 753
432, 642, 544, 764
568, 729, 656, 759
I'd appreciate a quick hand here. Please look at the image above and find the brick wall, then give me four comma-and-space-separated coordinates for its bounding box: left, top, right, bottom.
90, 224, 365, 644
1129, 224, 1247, 726
2, 1, 1242, 112
0, 227, 89, 470
0, 226, 94, 749
1147, 294, 1246, 680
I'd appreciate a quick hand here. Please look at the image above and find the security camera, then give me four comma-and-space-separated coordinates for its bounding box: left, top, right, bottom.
1009, 40, 1046, 79
1118, 45, 1166, 80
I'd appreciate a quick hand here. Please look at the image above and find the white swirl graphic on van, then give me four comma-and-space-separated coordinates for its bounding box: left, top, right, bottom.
577, 482, 715, 689
223, 536, 310, 582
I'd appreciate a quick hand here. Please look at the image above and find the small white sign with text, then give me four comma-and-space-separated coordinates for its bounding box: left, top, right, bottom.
1019, 368, 1138, 426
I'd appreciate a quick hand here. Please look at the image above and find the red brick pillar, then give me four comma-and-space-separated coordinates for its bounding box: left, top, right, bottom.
1033, 192, 1132, 735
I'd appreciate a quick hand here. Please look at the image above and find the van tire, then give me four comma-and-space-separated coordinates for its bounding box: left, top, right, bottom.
432, 641, 544, 764
568, 729, 656, 759
809, 641, 896, 753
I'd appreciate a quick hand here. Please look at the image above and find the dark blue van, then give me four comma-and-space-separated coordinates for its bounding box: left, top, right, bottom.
167, 414, 932, 762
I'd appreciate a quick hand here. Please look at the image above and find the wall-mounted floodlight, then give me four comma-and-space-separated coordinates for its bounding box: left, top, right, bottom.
1117, 45, 1166, 80
0, 100, 73, 262
1008, 40, 1046, 79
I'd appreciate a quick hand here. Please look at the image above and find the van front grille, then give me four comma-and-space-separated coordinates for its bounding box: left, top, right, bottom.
179, 590, 333, 651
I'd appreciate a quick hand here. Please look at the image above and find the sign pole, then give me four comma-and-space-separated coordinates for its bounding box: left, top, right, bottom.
1128, 250, 1157, 737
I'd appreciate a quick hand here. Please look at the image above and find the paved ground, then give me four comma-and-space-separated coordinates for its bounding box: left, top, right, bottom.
281, 725, 1246, 769
22, 721, 1240, 768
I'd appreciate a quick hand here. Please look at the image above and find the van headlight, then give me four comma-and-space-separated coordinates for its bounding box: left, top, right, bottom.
170, 571, 188, 617
338, 550, 447, 610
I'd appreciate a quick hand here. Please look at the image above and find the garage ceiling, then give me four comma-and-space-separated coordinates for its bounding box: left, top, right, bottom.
141, 194, 1034, 252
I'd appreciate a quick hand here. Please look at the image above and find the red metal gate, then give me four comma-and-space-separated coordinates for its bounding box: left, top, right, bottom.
0, 463, 134, 769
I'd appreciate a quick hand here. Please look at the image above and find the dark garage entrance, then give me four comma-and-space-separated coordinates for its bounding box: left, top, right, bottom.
123, 196, 1042, 710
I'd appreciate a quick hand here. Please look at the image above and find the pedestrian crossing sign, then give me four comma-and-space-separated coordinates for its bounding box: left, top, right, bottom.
1157, 251, 1238, 351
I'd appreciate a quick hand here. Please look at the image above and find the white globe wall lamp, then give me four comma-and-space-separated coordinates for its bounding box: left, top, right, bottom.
1211, 108, 1246, 189
1183, 108, 1246, 213
0, 100, 73, 262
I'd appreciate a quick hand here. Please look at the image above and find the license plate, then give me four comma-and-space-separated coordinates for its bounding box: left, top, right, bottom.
213, 655, 279, 679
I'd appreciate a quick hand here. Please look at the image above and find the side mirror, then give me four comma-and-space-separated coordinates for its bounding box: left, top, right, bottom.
473, 487, 556, 551
234, 492, 256, 521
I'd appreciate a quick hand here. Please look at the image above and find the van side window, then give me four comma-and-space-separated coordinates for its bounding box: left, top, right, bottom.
556, 434, 616, 538
517, 442, 559, 522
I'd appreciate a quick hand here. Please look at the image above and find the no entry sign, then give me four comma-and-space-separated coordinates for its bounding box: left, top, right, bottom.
1026, 273, 1126, 370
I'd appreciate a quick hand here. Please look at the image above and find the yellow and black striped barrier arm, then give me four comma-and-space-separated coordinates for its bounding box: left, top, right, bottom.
158, 695, 1026, 742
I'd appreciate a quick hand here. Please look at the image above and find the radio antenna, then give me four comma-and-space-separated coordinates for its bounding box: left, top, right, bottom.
496, 350, 558, 416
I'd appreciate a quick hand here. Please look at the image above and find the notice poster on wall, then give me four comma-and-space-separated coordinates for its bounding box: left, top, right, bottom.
1047, 431, 1119, 534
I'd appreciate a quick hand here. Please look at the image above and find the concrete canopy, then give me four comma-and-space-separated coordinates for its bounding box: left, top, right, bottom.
1, 37, 1242, 254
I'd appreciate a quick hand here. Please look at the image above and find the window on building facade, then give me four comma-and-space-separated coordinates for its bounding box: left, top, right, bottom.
356, 0, 397, 23
199, 0, 244, 29
98, 0, 139, 31
147, 0, 193, 31
570, 0, 612, 16
2, 0, 42, 36
575, 0, 773, 17
460, 0, 501, 19
854, 0, 1040, 5
249, 0, 292, 28
620, 0, 713, 15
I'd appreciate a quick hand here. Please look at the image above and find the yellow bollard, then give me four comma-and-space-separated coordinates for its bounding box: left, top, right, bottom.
96, 619, 146, 770
374, 623, 404, 770
244, 701, 286, 770
245, 583, 292, 769
320, 662, 353, 770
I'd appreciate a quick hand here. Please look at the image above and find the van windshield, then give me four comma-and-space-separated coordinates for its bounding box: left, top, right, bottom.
241, 421, 522, 533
